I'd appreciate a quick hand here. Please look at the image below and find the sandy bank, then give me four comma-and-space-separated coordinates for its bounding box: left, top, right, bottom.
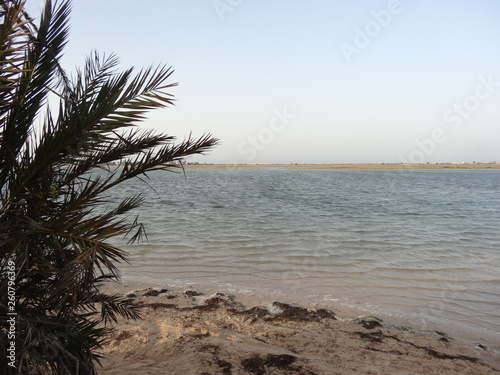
99, 288, 499, 375
182, 163, 500, 170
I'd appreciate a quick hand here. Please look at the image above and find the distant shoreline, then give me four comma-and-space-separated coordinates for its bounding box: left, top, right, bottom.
183, 162, 500, 170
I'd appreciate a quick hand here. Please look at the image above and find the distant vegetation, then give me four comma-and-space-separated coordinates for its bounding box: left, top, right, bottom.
0, 1, 217, 374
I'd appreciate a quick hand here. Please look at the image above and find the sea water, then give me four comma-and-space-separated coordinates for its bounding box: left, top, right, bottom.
107, 167, 500, 346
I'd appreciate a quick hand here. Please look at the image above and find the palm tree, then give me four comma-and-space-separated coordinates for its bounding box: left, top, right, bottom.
0, 1, 218, 373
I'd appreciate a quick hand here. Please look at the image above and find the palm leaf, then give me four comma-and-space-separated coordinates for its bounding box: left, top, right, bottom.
1, 1, 218, 374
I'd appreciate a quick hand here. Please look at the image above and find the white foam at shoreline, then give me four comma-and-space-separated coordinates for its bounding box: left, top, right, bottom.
105, 275, 500, 351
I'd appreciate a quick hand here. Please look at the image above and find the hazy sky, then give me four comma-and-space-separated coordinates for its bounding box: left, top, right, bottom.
27, 1, 500, 163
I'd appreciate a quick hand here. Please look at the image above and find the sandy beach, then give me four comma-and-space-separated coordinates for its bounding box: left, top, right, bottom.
99, 287, 499, 375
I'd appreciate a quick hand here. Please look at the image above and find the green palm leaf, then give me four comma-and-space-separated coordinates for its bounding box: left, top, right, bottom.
0, 1, 218, 374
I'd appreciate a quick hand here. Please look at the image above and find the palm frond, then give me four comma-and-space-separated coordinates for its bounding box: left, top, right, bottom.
2, 0, 71, 164
1, 1, 218, 374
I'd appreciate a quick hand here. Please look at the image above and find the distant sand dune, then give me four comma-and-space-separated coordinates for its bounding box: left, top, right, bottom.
183, 163, 500, 170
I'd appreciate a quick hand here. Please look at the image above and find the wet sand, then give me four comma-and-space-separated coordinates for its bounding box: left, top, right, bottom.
99, 287, 499, 375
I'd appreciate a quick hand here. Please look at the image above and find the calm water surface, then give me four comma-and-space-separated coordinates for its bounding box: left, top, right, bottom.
108, 167, 500, 345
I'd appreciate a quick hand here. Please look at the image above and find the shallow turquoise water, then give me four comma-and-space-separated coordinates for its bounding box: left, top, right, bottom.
107, 167, 500, 345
